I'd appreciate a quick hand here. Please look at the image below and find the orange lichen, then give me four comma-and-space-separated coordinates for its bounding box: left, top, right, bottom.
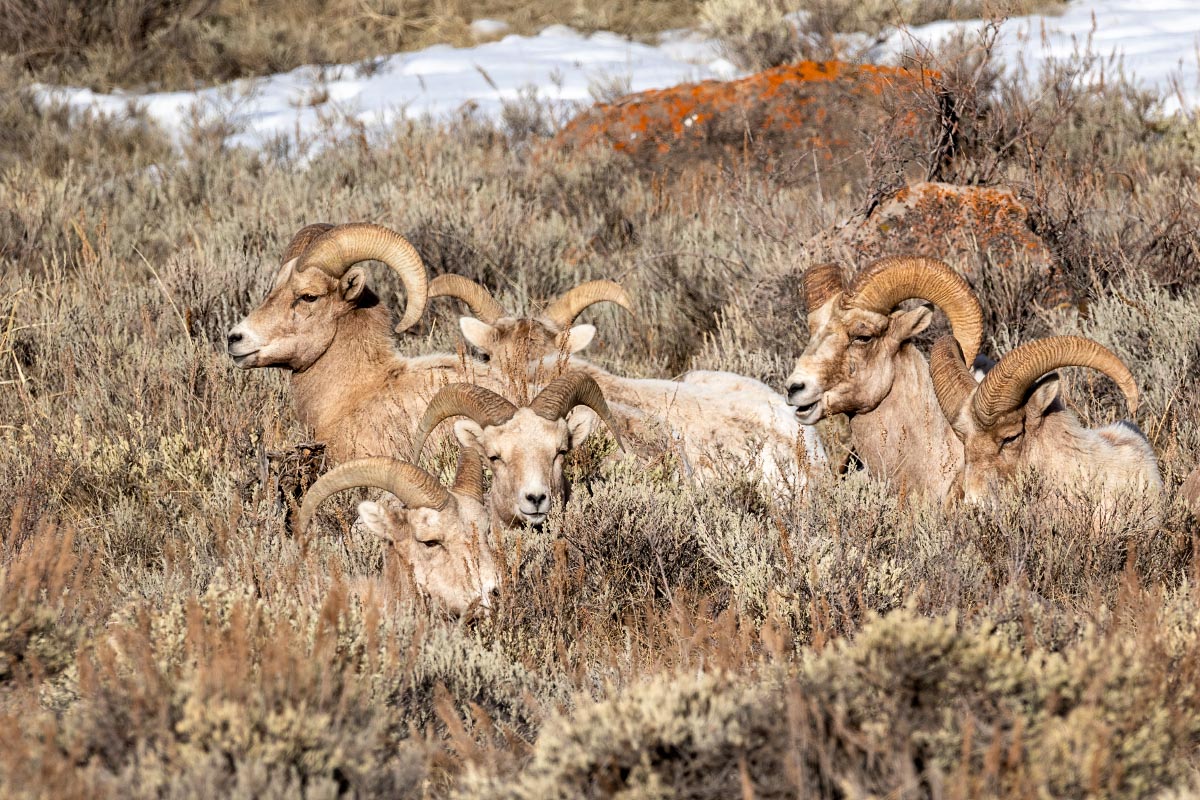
554, 61, 934, 173
812, 182, 1056, 293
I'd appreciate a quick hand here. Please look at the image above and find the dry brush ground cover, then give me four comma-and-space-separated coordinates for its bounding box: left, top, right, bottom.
2, 28, 1200, 798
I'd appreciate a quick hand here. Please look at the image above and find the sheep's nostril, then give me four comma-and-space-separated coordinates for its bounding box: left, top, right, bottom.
227, 331, 243, 346
788, 382, 805, 396
489, 586, 501, 600
525, 492, 547, 507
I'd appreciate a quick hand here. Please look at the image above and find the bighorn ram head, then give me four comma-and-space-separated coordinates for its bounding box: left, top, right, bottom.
228, 223, 429, 370
298, 451, 497, 617
785, 257, 983, 424
430, 275, 634, 364
411, 372, 623, 527
930, 334, 1152, 503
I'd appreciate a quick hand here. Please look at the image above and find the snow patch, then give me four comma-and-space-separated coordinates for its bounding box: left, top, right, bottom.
877, 0, 1200, 115
36, 1, 1200, 151
469, 18, 510, 39
38, 26, 733, 150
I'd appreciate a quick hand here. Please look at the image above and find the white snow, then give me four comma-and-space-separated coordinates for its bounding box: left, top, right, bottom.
469, 18, 510, 39
879, 0, 1200, 115
36, 0, 1200, 150
37, 26, 735, 150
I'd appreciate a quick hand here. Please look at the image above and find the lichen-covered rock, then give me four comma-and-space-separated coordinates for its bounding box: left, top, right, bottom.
812, 181, 1055, 281
554, 61, 930, 178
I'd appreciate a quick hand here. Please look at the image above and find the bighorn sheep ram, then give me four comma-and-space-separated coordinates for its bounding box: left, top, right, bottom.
227, 223, 492, 461
297, 451, 498, 617
411, 372, 623, 528
784, 256, 984, 498
433, 277, 825, 485
929, 334, 1162, 515
430, 274, 634, 370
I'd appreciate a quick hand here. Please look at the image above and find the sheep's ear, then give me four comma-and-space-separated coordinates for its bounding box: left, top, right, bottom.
566, 406, 600, 448
1024, 375, 1061, 424
273, 258, 298, 290
358, 500, 396, 543
558, 324, 596, 354
453, 419, 488, 454
341, 266, 367, 301
460, 317, 498, 353
889, 305, 933, 342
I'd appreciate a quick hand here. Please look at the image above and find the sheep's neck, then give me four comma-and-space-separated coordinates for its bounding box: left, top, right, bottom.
291, 304, 395, 443
848, 345, 963, 498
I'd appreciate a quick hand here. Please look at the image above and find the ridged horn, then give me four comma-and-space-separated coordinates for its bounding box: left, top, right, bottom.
430, 274, 507, 324
529, 371, 624, 451
803, 262, 845, 312
295, 223, 430, 333
844, 256, 983, 364
297, 458, 449, 533
450, 450, 485, 503
281, 223, 335, 264
972, 336, 1139, 429
542, 280, 634, 330
411, 384, 517, 460
929, 335, 978, 423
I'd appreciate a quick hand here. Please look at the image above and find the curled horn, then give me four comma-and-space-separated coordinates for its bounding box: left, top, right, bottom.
411, 384, 517, 460
929, 335, 978, 424
844, 256, 984, 364
450, 450, 485, 503
281, 223, 335, 264
542, 280, 635, 330
803, 262, 845, 313
430, 275, 507, 324
972, 336, 1139, 429
297, 458, 449, 533
295, 223, 430, 334
529, 371, 624, 451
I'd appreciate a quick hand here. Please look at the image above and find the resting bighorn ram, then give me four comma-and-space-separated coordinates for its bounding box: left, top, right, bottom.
298, 451, 498, 616
227, 223, 490, 461
784, 257, 984, 498
431, 275, 634, 370
433, 277, 825, 485
411, 372, 622, 528
929, 334, 1162, 514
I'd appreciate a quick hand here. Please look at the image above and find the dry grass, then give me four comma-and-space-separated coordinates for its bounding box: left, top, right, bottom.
2, 22, 1200, 798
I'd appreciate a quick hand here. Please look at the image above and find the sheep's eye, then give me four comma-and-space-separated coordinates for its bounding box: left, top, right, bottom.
297, 294, 320, 304
488, 454, 501, 464
851, 334, 873, 345
999, 432, 1023, 450
419, 538, 441, 549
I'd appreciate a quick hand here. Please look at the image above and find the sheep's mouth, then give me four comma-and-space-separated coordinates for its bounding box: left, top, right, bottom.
522, 512, 548, 526
792, 399, 823, 425
229, 349, 260, 367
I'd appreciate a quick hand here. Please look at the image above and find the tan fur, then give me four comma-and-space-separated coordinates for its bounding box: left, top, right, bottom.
460, 317, 826, 486
573, 361, 821, 484
228, 259, 495, 462
1182, 467, 1200, 517
355, 490, 498, 617
453, 407, 599, 528
943, 377, 1163, 523
785, 297, 964, 499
